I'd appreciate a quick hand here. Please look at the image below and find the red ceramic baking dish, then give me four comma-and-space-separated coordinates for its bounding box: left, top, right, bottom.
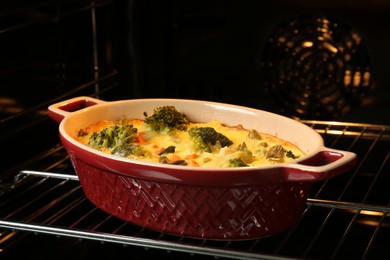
48, 96, 357, 240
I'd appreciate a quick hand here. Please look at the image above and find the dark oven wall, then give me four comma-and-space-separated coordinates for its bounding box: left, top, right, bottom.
0, 0, 133, 179
130, 0, 390, 124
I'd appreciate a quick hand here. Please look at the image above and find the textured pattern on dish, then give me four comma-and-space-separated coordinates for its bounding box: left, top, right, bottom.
72, 156, 312, 240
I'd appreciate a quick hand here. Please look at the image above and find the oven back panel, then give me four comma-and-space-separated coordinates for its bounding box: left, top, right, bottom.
130, 0, 390, 123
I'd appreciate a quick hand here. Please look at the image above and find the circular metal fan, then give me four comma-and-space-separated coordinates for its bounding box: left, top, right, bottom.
260, 14, 372, 120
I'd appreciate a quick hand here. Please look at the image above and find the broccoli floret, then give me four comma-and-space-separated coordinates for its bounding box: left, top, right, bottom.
143, 106, 190, 132
235, 142, 255, 163
248, 129, 262, 140
88, 120, 138, 150
286, 150, 298, 159
228, 158, 249, 168
188, 126, 233, 153
266, 144, 286, 161
111, 143, 148, 157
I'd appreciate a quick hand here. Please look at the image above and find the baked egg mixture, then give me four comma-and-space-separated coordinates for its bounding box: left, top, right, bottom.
75, 107, 306, 168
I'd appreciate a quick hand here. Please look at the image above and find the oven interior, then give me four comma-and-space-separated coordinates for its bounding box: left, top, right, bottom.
0, 0, 389, 259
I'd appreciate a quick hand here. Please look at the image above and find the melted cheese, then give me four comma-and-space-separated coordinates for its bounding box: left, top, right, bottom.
75, 119, 305, 168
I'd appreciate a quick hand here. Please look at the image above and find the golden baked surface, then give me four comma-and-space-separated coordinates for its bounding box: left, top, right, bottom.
75, 107, 305, 168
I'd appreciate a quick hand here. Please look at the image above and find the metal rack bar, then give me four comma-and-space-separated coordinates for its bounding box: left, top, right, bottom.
362, 208, 389, 259
14, 170, 390, 214
0, 220, 289, 260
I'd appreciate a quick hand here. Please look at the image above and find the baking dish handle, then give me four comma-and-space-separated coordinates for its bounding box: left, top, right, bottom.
284, 148, 358, 181
48, 96, 105, 123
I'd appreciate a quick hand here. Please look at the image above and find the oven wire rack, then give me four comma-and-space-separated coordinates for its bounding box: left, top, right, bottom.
0, 121, 389, 259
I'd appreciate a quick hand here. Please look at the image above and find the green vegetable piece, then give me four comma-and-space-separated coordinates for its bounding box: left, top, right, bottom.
188, 126, 233, 153
112, 144, 147, 157
228, 158, 249, 167
88, 121, 138, 150
286, 150, 298, 159
248, 129, 262, 140
266, 144, 286, 161
144, 106, 190, 132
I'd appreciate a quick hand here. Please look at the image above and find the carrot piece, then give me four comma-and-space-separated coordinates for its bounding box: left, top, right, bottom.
185, 153, 199, 159
136, 132, 146, 143
155, 147, 165, 154
188, 160, 200, 167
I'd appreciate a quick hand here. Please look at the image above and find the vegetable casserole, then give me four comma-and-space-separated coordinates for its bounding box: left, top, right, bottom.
75, 106, 306, 168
